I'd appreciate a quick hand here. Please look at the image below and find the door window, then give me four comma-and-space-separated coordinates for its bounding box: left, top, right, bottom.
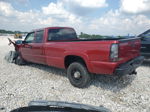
25, 32, 35, 43
35, 30, 44, 43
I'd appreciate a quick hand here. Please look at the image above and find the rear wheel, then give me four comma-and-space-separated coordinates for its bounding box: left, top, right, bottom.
67, 62, 91, 88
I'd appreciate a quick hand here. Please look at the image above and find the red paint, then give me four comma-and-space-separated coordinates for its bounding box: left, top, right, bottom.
16, 27, 141, 75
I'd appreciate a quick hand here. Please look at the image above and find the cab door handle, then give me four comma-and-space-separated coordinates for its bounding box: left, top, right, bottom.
24, 45, 32, 49
27, 46, 32, 49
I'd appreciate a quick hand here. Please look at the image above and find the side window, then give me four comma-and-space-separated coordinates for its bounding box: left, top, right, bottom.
48, 28, 77, 41
48, 29, 60, 41
35, 30, 44, 43
25, 32, 34, 43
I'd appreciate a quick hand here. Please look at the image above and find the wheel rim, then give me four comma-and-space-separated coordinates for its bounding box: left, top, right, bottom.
71, 68, 83, 84
74, 71, 81, 79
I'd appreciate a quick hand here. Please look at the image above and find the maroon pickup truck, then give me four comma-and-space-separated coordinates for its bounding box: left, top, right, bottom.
8, 27, 144, 88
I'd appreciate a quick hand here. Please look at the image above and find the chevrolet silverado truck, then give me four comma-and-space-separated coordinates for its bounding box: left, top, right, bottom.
8, 27, 144, 88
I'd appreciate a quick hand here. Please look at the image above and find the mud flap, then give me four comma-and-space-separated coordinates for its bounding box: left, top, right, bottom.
4, 51, 18, 63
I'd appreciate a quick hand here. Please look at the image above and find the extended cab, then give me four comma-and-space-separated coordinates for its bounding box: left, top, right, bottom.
9, 27, 144, 88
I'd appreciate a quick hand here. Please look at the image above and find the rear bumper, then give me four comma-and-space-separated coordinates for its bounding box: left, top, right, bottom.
114, 56, 144, 76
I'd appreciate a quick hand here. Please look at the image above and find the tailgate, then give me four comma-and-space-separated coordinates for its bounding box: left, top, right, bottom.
119, 38, 141, 62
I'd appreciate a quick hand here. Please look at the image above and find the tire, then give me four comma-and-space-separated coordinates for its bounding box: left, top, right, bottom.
15, 54, 26, 65
67, 62, 91, 88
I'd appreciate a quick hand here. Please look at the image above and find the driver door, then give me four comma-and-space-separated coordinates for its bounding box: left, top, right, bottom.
20, 32, 35, 62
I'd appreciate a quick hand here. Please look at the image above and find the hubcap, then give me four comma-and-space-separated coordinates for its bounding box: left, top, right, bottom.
74, 71, 81, 79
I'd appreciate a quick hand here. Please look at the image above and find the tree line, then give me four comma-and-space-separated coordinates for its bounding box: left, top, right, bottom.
79, 32, 105, 39
0, 29, 27, 34
79, 32, 125, 39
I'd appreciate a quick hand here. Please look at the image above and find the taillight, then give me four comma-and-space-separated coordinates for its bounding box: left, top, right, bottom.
110, 43, 119, 62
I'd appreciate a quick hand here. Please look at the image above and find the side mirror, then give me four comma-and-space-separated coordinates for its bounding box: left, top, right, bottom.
22, 41, 26, 44
15, 40, 23, 44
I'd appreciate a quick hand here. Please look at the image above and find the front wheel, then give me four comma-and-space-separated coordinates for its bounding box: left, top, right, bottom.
67, 62, 91, 88
15, 54, 26, 65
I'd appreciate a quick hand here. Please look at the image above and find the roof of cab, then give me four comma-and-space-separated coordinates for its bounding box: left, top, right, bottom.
32, 26, 74, 32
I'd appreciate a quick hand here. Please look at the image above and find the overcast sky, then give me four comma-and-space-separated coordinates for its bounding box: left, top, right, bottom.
0, 0, 150, 35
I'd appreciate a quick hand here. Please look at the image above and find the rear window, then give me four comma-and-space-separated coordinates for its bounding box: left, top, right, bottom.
48, 28, 77, 41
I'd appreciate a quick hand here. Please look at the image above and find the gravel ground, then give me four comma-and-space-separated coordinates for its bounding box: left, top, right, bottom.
0, 36, 150, 112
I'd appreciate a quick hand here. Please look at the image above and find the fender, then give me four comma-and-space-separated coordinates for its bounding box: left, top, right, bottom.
64, 51, 94, 73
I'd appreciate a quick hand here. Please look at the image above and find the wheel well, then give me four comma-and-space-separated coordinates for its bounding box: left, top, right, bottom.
64, 55, 87, 68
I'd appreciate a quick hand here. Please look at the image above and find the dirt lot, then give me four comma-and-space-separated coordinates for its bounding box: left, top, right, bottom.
0, 36, 150, 112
